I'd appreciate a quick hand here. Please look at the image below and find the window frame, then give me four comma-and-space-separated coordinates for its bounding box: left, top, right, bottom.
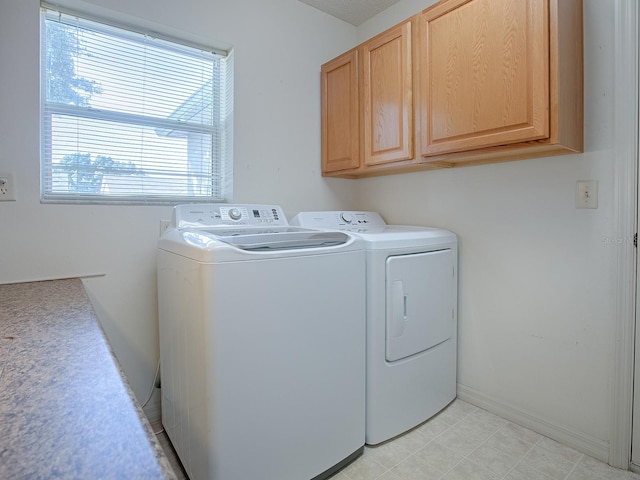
39, 4, 233, 205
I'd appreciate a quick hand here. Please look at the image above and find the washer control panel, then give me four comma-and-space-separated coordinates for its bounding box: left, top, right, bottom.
173, 204, 287, 229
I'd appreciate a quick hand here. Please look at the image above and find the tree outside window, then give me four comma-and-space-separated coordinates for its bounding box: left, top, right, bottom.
44, 21, 145, 195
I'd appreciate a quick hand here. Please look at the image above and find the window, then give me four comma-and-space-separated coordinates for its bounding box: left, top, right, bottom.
40, 5, 233, 204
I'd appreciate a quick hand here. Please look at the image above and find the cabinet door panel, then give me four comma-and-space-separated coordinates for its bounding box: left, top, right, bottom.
363, 22, 413, 166
420, 0, 549, 157
321, 50, 360, 173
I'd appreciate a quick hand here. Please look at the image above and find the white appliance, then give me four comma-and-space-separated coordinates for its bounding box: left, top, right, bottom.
157, 204, 366, 480
291, 211, 458, 445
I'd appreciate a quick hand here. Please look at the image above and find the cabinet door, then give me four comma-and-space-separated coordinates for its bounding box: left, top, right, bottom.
362, 21, 413, 166
321, 50, 360, 173
419, 0, 549, 157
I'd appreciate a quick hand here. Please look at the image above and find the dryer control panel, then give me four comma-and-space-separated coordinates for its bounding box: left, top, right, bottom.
173, 204, 288, 229
291, 211, 386, 229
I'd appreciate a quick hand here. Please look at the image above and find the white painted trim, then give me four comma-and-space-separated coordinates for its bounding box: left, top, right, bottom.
612, 0, 639, 470
457, 384, 610, 462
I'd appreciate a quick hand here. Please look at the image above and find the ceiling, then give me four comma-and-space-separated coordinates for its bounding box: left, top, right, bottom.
297, 0, 403, 26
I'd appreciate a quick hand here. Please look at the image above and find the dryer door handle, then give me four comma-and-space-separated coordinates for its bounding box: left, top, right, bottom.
389, 280, 407, 338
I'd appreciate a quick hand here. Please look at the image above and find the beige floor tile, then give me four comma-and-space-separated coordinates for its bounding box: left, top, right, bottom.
390, 428, 432, 455
154, 400, 640, 480
366, 440, 413, 469
415, 441, 466, 473
483, 422, 541, 458
341, 448, 389, 480
434, 419, 495, 456
466, 408, 510, 432
416, 416, 452, 440
567, 454, 640, 480
504, 462, 556, 480
466, 443, 520, 478
441, 458, 499, 480
329, 471, 351, 480
391, 454, 444, 480
156, 431, 189, 480
535, 436, 583, 463
433, 399, 477, 426
376, 471, 404, 480
518, 442, 580, 480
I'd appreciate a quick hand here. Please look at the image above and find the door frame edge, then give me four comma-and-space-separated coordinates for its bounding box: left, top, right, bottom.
611, 0, 639, 469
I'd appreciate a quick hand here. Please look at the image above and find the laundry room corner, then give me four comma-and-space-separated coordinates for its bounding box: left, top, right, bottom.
347, 0, 618, 461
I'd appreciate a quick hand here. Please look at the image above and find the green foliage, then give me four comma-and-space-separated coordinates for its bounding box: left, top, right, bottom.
45, 21, 101, 106
46, 21, 146, 194
60, 153, 144, 193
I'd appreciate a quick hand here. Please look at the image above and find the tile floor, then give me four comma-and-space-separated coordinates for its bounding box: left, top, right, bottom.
156, 428, 189, 480
154, 399, 640, 480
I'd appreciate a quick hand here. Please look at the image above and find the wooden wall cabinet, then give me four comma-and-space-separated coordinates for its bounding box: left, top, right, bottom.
321, 50, 360, 173
321, 21, 417, 176
417, 0, 583, 168
320, 0, 583, 178
362, 21, 414, 167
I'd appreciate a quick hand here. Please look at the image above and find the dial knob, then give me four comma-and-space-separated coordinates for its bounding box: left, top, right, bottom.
340, 212, 353, 224
228, 208, 242, 220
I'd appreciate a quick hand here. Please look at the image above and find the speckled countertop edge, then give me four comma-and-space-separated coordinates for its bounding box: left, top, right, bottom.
100, 310, 177, 479
0, 278, 177, 479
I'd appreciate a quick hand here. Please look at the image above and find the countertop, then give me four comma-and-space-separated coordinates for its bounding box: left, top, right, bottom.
0, 278, 177, 479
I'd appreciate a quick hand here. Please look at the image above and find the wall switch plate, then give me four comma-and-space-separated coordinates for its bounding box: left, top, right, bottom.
0, 173, 16, 201
576, 180, 598, 209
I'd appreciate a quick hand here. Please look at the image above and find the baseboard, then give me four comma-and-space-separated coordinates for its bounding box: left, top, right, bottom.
457, 383, 610, 463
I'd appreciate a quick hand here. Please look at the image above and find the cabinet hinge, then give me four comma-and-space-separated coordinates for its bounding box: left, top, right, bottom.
634, 233, 637, 248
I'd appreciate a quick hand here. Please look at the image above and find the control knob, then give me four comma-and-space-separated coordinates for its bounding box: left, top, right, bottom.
340, 212, 353, 224
228, 208, 242, 220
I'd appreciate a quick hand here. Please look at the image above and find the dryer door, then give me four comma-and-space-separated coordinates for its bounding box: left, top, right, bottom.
386, 249, 454, 362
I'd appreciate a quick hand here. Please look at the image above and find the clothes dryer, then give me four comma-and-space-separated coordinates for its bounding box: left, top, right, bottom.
291, 211, 457, 445
158, 204, 366, 480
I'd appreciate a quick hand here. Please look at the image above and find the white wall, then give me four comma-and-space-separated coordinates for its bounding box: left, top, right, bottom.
354, 0, 617, 458
0, 0, 357, 411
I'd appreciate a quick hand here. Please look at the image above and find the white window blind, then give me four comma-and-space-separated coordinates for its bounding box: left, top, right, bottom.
40, 5, 233, 204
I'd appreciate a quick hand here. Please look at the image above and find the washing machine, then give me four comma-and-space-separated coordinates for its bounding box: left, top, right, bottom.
157, 204, 366, 480
291, 211, 457, 445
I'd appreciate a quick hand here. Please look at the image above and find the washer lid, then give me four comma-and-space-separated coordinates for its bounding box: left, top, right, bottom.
213, 230, 350, 250
159, 223, 362, 261
178, 227, 351, 251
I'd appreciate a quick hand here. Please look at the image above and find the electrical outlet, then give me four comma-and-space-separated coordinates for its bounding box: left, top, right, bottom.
0, 173, 16, 201
576, 180, 598, 209
159, 220, 171, 236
